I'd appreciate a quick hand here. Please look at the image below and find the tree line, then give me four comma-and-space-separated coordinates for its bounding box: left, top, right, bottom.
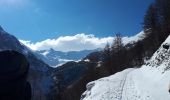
103, 0, 170, 74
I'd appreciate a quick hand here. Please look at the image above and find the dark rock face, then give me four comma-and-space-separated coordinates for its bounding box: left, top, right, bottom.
163, 43, 169, 49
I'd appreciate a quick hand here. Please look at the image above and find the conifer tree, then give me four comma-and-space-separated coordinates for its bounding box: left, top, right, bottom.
111, 33, 123, 53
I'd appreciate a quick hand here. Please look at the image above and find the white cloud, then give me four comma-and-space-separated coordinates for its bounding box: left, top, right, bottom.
20, 33, 114, 52
20, 32, 144, 52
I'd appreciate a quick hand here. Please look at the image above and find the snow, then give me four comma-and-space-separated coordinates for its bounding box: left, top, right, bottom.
81, 68, 134, 100
53, 59, 83, 67
51, 59, 74, 67
84, 59, 90, 62
122, 31, 145, 45
82, 67, 170, 100
97, 61, 103, 68
81, 35, 170, 100
58, 58, 74, 62
41, 51, 49, 56
146, 35, 170, 73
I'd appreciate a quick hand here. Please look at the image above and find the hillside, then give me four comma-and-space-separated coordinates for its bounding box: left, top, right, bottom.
0, 26, 54, 100
81, 35, 170, 100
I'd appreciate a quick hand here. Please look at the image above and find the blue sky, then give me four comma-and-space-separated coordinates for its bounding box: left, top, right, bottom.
0, 0, 153, 43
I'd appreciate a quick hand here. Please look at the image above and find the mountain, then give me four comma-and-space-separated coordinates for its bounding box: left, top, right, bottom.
35, 31, 145, 68
0, 24, 148, 100
49, 31, 147, 100
0, 26, 54, 100
81, 35, 170, 100
36, 48, 101, 67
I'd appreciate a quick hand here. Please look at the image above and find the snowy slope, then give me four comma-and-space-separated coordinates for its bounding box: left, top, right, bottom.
81, 35, 170, 100
122, 31, 145, 45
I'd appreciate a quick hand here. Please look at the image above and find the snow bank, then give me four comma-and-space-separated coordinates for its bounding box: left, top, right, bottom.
145, 35, 170, 73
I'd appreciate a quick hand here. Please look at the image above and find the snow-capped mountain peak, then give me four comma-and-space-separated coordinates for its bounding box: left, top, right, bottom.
36, 48, 100, 67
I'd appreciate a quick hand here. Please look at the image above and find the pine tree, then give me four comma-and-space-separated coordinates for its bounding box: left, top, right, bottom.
111, 33, 123, 53
143, 4, 158, 34
103, 42, 111, 56
103, 42, 112, 74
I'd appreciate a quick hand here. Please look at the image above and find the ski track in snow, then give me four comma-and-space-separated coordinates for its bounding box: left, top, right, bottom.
114, 69, 151, 100
122, 69, 153, 100
82, 69, 139, 100
102, 69, 135, 100
82, 68, 156, 100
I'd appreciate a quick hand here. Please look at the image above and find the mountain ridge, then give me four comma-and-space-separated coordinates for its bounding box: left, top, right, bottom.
0, 26, 54, 100
36, 48, 101, 67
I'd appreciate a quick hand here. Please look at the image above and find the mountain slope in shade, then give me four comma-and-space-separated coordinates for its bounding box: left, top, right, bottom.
0, 26, 54, 100
81, 35, 170, 100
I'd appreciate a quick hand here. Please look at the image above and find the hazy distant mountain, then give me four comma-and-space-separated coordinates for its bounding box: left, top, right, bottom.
36, 48, 101, 67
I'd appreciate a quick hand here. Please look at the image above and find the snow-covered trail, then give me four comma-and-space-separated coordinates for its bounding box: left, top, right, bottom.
81, 68, 136, 100
122, 69, 153, 100
81, 67, 170, 100
119, 69, 135, 100
103, 68, 134, 100
115, 68, 152, 100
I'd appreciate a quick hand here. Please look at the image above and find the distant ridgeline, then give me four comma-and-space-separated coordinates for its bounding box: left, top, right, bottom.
36, 48, 101, 67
